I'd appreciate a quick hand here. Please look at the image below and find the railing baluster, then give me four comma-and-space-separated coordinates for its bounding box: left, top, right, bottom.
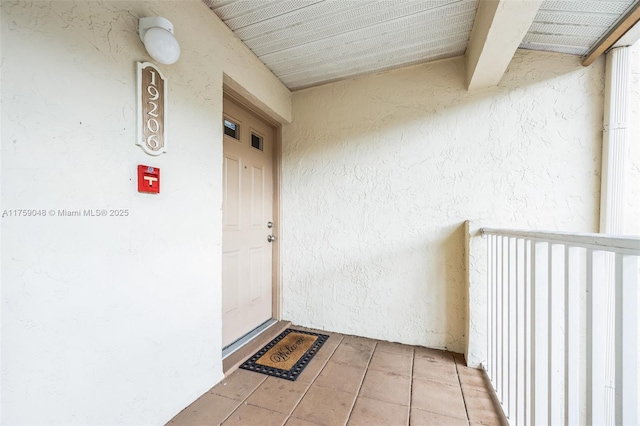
587, 250, 607, 425
516, 238, 525, 425
548, 244, 554, 425
508, 237, 517, 422
614, 253, 638, 425
487, 235, 493, 382
524, 239, 532, 425
604, 251, 615, 425
502, 236, 509, 411
493, 234, 498, 390
549, 244, 565, 425
564, 246, 580, 425
532, 241, 549, 424
492, 234, 497, 390
529, 240, 536, 424
496, 236, 503, 401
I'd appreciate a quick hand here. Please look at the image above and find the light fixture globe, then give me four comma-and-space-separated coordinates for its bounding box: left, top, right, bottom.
139, 17, 180, 65
143, 26, 180, 64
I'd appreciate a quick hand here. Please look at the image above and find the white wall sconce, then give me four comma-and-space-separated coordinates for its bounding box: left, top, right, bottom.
138, 17, 181, 65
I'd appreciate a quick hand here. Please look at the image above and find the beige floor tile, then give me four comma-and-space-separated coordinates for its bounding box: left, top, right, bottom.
314, 340, 340, 362
341, 335, 377, 350
375, 341, 414, 357
347, 396, 409, 426
296, 355, 330, 384
291, 385, 357, 426
244, 376, 310, 415
222, 403, 288, 426
313, 361, 367, 394
168, 393, 240, 426
168, 331, 506, 426
453, 352, 467, 366
324, 333, 345, 346
462, 388, 504, 425
413, 356, 459, 385
414, 346, 455, 363
458, 366, 489, 392
330, 342, 373, 368
285, 417, 323, 426
412, 378, 467, 420
368, 350, 413, 376
211, 369, 267, 401
410, 407, 469, 426
359, 369, 411, 406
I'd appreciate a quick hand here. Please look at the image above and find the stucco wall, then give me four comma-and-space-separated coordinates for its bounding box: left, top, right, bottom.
1, 1, 290, 424
281, 50, 604, 353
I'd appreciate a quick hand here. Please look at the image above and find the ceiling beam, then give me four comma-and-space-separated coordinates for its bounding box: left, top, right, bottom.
583, 2, 640, 67
465, 0, 543, 91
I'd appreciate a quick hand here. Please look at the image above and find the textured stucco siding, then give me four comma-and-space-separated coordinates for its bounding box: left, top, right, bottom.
281, 50, 604, 354
1, 1, 290, 424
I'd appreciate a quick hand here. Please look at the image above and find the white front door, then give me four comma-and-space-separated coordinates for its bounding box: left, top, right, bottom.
222, 96, 275, 347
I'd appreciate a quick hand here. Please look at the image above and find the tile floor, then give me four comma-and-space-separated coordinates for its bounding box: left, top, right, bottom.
168, 327, 506, 426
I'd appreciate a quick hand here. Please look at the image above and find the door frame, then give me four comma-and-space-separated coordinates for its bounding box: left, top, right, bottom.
221, 82, 283, 323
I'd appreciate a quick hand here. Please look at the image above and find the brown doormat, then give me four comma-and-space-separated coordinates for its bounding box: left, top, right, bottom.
239, 328, 329, 381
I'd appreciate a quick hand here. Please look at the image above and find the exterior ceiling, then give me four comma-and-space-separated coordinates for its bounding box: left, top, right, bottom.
205, 0, 639, 91
521, 0, 637, 56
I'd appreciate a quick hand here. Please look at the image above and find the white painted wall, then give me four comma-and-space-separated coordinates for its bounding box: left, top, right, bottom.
0, 1, 290, 424
281, 50, 604, 355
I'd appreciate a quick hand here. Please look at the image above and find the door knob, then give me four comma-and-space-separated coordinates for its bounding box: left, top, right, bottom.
267, 235, 277, 243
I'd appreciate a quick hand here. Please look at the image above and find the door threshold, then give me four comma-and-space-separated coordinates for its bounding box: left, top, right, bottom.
222, 319, 277, 359
222, 319, 291, 376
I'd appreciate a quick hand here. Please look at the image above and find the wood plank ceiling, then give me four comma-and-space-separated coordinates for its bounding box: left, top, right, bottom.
204, 0, 639, 91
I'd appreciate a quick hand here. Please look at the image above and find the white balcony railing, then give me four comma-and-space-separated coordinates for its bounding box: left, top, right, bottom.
480, 228, 639, 425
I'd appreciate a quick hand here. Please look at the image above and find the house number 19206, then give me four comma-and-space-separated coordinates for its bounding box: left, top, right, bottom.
137, 62, 167, 156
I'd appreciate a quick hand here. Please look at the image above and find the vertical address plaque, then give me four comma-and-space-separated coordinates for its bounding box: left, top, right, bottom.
137, 62, 167, 155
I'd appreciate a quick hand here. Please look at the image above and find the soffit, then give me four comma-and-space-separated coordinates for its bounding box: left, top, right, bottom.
204, 0, 639, 91
205, 0, 479, 90
521, 0, 638, 56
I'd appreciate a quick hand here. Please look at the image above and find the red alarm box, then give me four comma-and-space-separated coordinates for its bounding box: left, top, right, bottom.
138, 165, 160, 194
